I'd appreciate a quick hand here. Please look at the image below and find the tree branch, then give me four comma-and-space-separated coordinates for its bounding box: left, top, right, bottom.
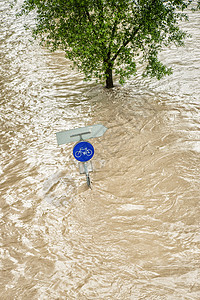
111, 0, 158, 62
108, 18, 119, 53
111, 26, 141, 62
83, 8, 98, 38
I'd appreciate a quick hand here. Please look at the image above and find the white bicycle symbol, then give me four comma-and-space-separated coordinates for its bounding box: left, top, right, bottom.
75, 147, 93, 158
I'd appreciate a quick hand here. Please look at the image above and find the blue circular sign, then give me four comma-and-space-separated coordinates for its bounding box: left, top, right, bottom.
73, 141, 94, 162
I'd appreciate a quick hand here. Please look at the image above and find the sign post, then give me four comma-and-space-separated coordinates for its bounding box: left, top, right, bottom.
56, 124, 107, 188
72, 141, 94, 188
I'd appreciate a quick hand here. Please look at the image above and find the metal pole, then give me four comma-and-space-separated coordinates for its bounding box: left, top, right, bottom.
83, 162, 91, 188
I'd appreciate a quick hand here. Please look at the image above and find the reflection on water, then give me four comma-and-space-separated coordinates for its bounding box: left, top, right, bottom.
0, 2, 200, 299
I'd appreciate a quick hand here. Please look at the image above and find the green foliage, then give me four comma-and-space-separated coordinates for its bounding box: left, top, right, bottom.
17, 0, 199, 87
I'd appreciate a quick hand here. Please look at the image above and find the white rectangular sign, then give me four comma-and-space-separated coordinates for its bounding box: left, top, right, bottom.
56, 124, 107, 145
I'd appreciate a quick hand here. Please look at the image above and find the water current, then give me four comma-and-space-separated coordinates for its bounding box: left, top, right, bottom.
0, 1, 200, 299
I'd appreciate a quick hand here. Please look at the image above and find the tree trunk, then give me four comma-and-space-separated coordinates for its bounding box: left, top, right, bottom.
105, 63, 114, 88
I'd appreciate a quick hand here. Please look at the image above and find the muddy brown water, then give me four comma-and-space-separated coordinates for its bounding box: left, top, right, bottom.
0, 2, 200, 299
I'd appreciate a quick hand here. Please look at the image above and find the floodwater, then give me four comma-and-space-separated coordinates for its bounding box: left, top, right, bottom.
0, 1, 200, 299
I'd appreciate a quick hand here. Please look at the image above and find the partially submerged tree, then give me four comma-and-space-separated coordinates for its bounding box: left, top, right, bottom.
18, 0, 200, 88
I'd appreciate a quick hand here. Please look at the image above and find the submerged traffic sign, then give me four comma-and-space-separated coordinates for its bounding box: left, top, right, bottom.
56, 124, 107, 145
73, 141, 94, 162
56, 124, 107, 188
